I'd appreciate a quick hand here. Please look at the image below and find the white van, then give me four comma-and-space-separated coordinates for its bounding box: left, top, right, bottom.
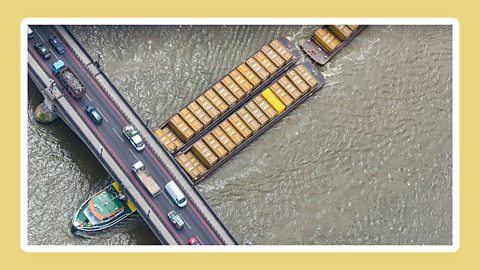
165, 181, 187, 208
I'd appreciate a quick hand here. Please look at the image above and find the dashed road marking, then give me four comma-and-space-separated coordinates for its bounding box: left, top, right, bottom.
112, 128, 124, 142
96, 108, 108, 122
178, 213, 191, 230
85, 93, 92, 102
128, 148, 140, 161
162, 191, 175, 207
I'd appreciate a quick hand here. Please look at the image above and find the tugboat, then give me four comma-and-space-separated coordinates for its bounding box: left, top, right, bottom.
72, 182, 136, 232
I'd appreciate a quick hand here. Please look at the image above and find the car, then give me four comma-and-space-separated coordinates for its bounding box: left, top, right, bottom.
188, 237, 201, 245
85, 105, 103, 125
167, 210, 184, 230
34, 42, 51, 60
27, 26, 34, 39
49, 35, 65, 55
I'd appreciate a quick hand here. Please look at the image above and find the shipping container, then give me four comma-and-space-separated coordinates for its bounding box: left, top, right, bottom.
168, 114, 195, 142
203, 133, 228, 159
278, 76, 302, 100
253, 95, 277, 119
179, 108, 203, 134
294, 65, 319, 88
229, 69, 253, 93
270, 82, 294, 106
313, 27, 341, 53
176, 152, 205, 180
348, 25, 359, 31
253, 51, 278, 74
205, 88, 229, 114
327, 25, 353, 41
246, 57, 270, 81
192, 140, 218, 168
236, 108, 261, 133
154, 126, 184, 153
213, 82, 237, 106
187, 101, 212, 126
286, 70, 310, 93
261, 88, 286, 115
245, 101, 269, 126
228, 113, 253, 138
211, 126, 236, 152
221, 75, 246, 99
301, 25, 366, 65
220, 120, 244, 145
261, 45, 285, 68
196, 95, 221, 120
237, 63, 261, 87
270, 39, 293, 62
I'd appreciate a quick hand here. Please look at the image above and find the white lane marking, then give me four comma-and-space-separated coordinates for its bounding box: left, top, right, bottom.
112, 128, 124, 142
161, 191, 175, 207
85, 93, 92, 102
33, 29, 45, 42
96, 108, 108, 122
50, 50, 59, 60
196, 235, 204, 245
178, 213, 191, 230
128, 148, 140, 161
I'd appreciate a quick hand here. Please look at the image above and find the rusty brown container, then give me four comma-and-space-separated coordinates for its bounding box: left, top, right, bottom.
246, 57, 270, 81
228, 113, 253, 139
245, 100, 269, 126
196, 95, 221, 120
228, 70, 253, 93
203, 133, 228, 159
177, 152, 206, 180
236, 107, 261, 133
192, 140, 218, 168
168, 114, 195, 142
270, 82, 294, 107
221, 75, 246, 100
327, 25, 353, 41
219, 120, 244, 145
237, 63, 261, 87
269, 39, 293, 62
253, 51, 278, 74
253, 95, 277, 120
313, 28, 341, 53
211, 126, 236, 152
294, 65, 319, 88
213, 83, 237, 106
278, 76, 302, 100
179, 108, 203, 135
154, 126, 184, 153
286, 70, 311, 93
347, 25, 359, 31
187, 101, 212, 126
205, 88, 229, 114
261, 45, 285, 68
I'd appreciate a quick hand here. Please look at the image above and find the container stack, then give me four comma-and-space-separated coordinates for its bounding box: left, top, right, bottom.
154, 37, 296, 154
177, 63, 321, 183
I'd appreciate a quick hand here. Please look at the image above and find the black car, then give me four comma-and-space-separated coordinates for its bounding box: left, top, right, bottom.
49, 35, 65, 55
85, 106, 103, 125
34, 42, 51, 60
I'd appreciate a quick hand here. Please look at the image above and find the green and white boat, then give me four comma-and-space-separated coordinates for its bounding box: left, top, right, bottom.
72, 182, 136, 232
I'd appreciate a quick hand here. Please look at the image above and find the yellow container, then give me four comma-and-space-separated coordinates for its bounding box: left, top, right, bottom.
261, 88, 286, 115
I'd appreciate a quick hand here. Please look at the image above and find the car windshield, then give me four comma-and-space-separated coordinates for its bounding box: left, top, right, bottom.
178, 198, 186, 204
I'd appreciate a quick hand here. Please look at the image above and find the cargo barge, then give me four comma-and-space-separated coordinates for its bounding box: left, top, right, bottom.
154, 36, 301, 156
301, 25, 366, 65
174, 62, 325, 184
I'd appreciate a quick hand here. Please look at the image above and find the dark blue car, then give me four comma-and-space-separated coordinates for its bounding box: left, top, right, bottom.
85, 106, 103, 125
49, 35, 65, 55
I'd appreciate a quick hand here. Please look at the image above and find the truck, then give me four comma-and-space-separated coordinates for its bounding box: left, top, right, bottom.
52, 60, 86, 99
132, 161, 161, 197
123, 125, 145, 151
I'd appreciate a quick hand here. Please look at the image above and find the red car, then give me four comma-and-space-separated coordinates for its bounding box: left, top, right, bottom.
188, 237, 201, 245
